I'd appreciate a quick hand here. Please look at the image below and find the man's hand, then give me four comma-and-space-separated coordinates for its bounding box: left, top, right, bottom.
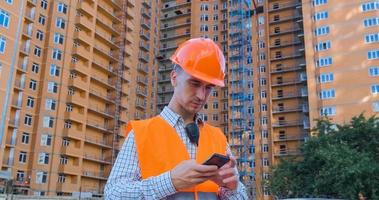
170, 160, 218, 190
210, 156, 239, 190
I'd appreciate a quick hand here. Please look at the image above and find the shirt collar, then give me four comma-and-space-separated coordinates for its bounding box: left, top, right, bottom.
160, 106, 204, 128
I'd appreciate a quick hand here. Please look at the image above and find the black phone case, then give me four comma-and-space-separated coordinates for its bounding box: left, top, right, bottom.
203, 153, 230, 168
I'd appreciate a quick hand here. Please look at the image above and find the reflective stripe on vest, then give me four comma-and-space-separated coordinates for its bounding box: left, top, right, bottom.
125, 116, 228, 193
167, 192, 219, 200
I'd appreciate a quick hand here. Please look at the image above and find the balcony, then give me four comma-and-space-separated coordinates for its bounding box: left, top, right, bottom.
8, 119, 19, 128
157, 99, 170, 106
72, 45, 90, 61
135, 100, 147, 110
74, 30, 92, 46
157, 88, 174, 94
139, 41, 150, 51
272, 105, 306, 114
269, 14, 303, 24
109, 0, 122, 11
95, 30, 118, 49
22, 26, 33, 38
270, 40, 303, 49
82, 171, 107, 180
141, 19, 151, 30
56, 182, 78, 192
160, 11, 191, 21
14, 80, 25, 90
274, 149, 302, 157
270, 63, 306, 74
84, 136, 112, 149
136, 76, 148, 86
271, 77, 307, 87
272, 120, 303, 128
58, 164, 81, 176
78, 1, 94, 16
89, 89, 115, 103
75, 16, 93, 31
88, 104, 115, 118
61, 145, 82, 158
67, 92, 87, 107
65, 109, 86, 124
270, 27, 302, 36
142, 0, 152, 8
269, 1, 302, 12
24, 11, 35, 22
137, 64, 149, 74
96, 16, 119, 35
159, 45, 178, 51
272, 91, 308, 100
126, 6, 135, 19
27, 0, 37, 6
160, 32, 190, 41
127, 0, 135, 8
141, 8, 151, 19
273, 134, 307, 142
97, 3, 121, 23
92, 59, 117, 75
158, 65, 173, 72
11, 99, 22, 109
140, 30, 150, 40
19, 44, 30, 56
86, 120, 114, 134
93, 45, 119, 62
83, 154, 112, 164
136, 88, 148, 97
158, 76, 170, 83
160, 22, 191, 31
138, 52, 150, 63
161, 1, 190, 11
270, 53, 304, 61
91, 75, 116, 89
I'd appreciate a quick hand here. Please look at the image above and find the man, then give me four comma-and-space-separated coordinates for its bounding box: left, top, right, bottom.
105, 38, 248, 199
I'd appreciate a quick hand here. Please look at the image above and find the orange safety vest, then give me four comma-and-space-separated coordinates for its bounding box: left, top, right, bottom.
125, 116, 228, 195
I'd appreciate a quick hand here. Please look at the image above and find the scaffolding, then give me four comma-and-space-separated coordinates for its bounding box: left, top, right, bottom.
228, 0, 255, 199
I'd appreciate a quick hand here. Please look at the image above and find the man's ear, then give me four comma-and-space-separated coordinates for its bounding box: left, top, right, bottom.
170, 70, 177, 87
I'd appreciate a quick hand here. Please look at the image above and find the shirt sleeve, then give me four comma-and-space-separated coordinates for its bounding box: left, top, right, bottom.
218, 145, 249, 200
104, 131, 177, 199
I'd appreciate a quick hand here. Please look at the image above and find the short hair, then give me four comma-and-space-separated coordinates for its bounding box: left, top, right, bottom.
173, 64, 183, 74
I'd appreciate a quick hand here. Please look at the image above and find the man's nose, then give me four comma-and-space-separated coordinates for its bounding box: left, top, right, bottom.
196, 86, 207, 101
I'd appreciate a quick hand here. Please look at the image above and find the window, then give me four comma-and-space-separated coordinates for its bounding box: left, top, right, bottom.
320, 106, 336, 116
248, 81, 253, 88
200, 14, 208, 21
43, 116, 54, 128
213, 102, 218, 109
62, 138, 70, 146
212, 91, 218, 97
55, 18, 65, 29
263, 158, 269, 166
52, 49, 62, 60
41, 134, 52, 146
260, 65, 266, 73
200, 24, 208, 32
313, 0, 327, 6
316, 57, 333, 67
38, 14, 46, 25
261, 130, 268, 138
212, 114, 218, 121
34, 46, 41, 57
60, 155, 68, 165
368, 49, 379, 60
213, 14, 218, 21
259, 53, 265, 60
315, 26, 330, 36
315, 41, 331, 51
365, 33, 379, 43
68, 87, 75, 95
16, 171, 25, 182
260, 78, 267, 86
320, 89, 335, 99
34, 191, 46, 196
200, 4, 209, 11
364, 18, 379, 27
36, 30, 44, 41
373, 101, 379, 112
65, 104, 73, 112
369, 67, 379, 76
31, 63, 39, 73
0, 9, 10, 28
362, 2, 379, 11
261, 91, 267, 98
5, 0, 13, 4
47, 82, 58, 93
49, 64, 60, 77
26, 96, 34, 108
36, 171, 47, 184
24, 114, 32, 126
54, 33, 64, 44
314, 11, 328, 20
45, 99, 56, 110
38, 152, 49, 164
40, 0, 48, 9
372, 84, 379, 94
58, 174, 65, 183
64, 120, 72, 128
19, 151, 27, 163
213, 24, 218, 31
21, 132, 29, 144
248, 107, 254, 114
213, 35, 218, 42
57, 2, 67, 14
319, 73, 334, 83
0, 36, 5, 53
213, 3, 218, 10
262, 144, 269, 152
261, 104, 267, 111
258, 16, 264, 25
261, 117, 268, 125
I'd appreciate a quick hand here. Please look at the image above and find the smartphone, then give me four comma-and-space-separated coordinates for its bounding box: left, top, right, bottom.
202, 153, 230, 168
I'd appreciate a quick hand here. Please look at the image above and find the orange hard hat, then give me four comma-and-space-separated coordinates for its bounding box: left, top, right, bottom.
170, 38, 226, 87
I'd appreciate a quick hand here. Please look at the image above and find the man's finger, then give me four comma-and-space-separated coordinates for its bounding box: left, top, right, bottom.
222, 175, 238, 184
194, 164, 218, 173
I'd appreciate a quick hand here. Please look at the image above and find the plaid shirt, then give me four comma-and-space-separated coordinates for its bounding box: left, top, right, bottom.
104, 106, 248, 199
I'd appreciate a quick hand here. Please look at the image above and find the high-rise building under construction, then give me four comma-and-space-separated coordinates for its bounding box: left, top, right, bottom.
0, 0, 378, 199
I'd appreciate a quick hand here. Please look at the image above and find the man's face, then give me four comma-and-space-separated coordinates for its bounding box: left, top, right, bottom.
171, 69, 215, 114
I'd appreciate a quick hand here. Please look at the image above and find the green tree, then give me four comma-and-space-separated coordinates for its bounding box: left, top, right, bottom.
269, 114, 379, 199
